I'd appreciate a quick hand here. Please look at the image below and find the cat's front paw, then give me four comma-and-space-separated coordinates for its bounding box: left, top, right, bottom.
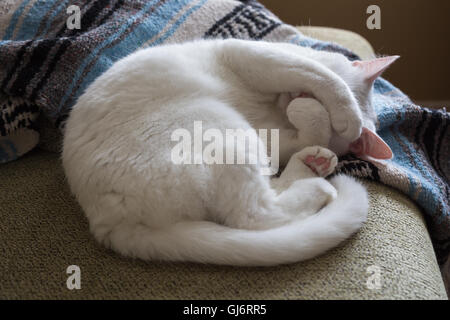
286, 98, 332, 147
331, 101, 363, 142
297, 146, 338, 177
286, 97, 326, 130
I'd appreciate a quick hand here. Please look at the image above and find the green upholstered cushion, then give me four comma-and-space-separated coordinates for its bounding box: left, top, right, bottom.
0, 150, 447, 299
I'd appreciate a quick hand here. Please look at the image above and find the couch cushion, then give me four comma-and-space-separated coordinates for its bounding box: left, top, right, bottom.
297, 26, 376, 60
0, 150, 447, 299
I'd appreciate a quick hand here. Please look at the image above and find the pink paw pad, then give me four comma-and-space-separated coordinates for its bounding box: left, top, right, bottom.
303, 154, 334, 176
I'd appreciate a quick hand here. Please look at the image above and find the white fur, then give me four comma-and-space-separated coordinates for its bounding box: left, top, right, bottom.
62, 39, 372, 266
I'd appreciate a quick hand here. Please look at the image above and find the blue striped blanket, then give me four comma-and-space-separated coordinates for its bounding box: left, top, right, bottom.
0, 0, 448, 283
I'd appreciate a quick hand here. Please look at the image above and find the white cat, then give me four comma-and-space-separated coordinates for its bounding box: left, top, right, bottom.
62, 39, 397, 266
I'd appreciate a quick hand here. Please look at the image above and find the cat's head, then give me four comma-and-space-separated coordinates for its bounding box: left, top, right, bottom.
322, 54, 399, 160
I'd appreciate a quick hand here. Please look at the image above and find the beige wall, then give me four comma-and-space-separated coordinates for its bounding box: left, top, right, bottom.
260, 0, 450, 103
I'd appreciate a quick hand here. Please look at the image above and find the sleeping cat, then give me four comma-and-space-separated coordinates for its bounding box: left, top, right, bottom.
62, 39, 397, 266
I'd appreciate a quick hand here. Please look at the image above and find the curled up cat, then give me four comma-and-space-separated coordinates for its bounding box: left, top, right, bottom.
62, 39, 397, 266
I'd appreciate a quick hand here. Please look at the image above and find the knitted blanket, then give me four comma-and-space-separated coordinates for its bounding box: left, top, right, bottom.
0, 0, 448, 285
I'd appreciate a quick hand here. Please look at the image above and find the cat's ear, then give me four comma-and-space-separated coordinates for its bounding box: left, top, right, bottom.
352, 56, 399, 85
349, 127, 393, 160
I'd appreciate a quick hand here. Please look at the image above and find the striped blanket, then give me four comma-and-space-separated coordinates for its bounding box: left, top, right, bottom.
0, 0, 448, 285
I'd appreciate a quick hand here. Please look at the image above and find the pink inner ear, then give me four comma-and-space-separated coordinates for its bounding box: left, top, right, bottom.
352, 56, 400, 84
349, 128, 393, 160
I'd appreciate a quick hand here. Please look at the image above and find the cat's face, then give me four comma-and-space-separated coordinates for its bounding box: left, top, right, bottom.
317, 53, 399, 159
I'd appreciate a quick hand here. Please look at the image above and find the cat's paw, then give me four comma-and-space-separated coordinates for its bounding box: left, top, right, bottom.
297, 146, 338, 177
286, 98, 326, 130
286, 98, 332, 147
330, 101, 363, 142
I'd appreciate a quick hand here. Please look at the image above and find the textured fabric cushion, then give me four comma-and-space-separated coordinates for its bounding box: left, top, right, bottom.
0, 150, 447, 299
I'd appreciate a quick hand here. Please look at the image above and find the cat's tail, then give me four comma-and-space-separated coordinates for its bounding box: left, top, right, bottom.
102, 175, 368, 266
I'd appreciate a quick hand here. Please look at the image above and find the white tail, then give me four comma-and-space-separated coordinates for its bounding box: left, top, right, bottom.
102, 175, 368, 266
